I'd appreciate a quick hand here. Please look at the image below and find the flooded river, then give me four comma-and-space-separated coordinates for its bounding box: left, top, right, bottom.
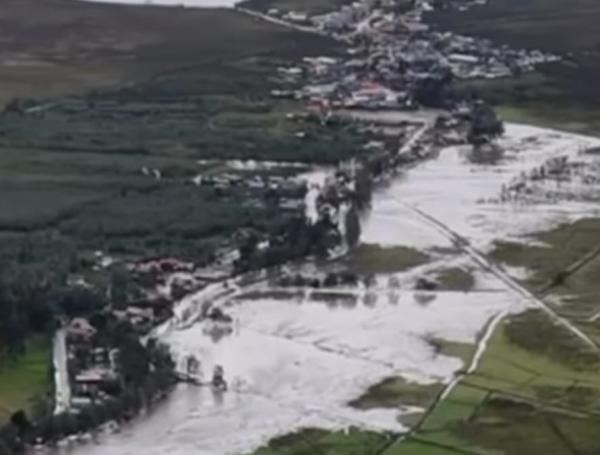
53, 123, 600, 455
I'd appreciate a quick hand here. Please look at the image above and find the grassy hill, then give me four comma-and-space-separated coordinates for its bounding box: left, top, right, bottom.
0, 0, 339, 105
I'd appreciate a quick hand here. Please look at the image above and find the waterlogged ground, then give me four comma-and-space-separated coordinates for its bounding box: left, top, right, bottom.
56, 123, 600, 455
364, 123, 600, 251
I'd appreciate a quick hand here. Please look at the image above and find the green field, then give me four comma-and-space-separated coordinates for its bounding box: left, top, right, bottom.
0, 0, 363, 268
0, 0, 339, 105
0, 338, 51, 422
434, 267, 475, 292
491, 218, 600, 344
383, 216, 600, 455
344, 244, 430, 275
0, 92, 364, 264
349, 377, 443, 411
241, 0, 348, 15
250, 427, 396, 455
384, 309, 600, 455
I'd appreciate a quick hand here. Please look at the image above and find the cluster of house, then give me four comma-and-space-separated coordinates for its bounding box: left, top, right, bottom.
65, 318, 121, 409
268, 0, 558, 110
61, 257, 203, 411
192, 171, 305, 199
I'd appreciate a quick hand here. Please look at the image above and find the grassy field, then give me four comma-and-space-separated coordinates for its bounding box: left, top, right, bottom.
0, 89, 364, 263
380, 216, 600, 455
428, 0, 600, 135
0, 0, 361, 267
491, 218, 600, 344
434, 267, 474, 292
0, 0, 339, 105
344, 244, 429, 275
349, 377, 443, 411
384, 310, 600, 455
0, 338, 51, 421
241, 0, 349, 15
250, 427, 396, 455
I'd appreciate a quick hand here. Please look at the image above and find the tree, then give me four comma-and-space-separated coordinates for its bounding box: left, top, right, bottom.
354, 166, 372, 209
414, 70, 453, 108
77, 405, 99, 433
10, 411, 31, 439
58, 286, 105, 317
238, 229, 259, 263
109, 265, 132, 309
0, 438, 11, 455
0, 263, 59, 353
310, 218, 338, 259
52, 413, 78, 439
344, 207, 361, 248
468, 101, 504, 144
117, 335, 149, 387
0, 424, 19, 454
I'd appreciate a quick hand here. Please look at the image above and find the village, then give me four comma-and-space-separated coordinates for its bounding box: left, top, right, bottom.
30, 0, 552, 447
1, 0, 590, 453
267, 0, 558, 111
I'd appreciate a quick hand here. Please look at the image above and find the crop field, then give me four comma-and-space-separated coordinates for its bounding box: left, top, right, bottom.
0, 0, 339, 105
383, 215, 600, 454
428, 0, 600, 135
492, 218, 600, 345
241, 0, 349, 15
0, 338, 51, 422
0, 84, 363, 263
251, 428, 395, 455
0, 0, 360, 267
344, 244, 430, 275
383, 309, 600, 455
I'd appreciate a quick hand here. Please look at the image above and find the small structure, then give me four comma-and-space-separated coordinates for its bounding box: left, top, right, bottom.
212, 365, 227, 391
67, 318, 97, 342
74, 367, 118, 396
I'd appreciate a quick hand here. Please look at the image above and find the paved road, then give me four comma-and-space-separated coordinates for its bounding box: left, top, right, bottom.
53, 328, 71, 414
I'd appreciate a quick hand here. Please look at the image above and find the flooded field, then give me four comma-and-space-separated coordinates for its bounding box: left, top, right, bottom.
52, 123, 600, 455
364, 123, 600, 251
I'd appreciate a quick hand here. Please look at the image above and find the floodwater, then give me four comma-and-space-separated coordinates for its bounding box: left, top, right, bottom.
54, 123, 600, 455
363, 123, 600, 251
79, 0, 240, 8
